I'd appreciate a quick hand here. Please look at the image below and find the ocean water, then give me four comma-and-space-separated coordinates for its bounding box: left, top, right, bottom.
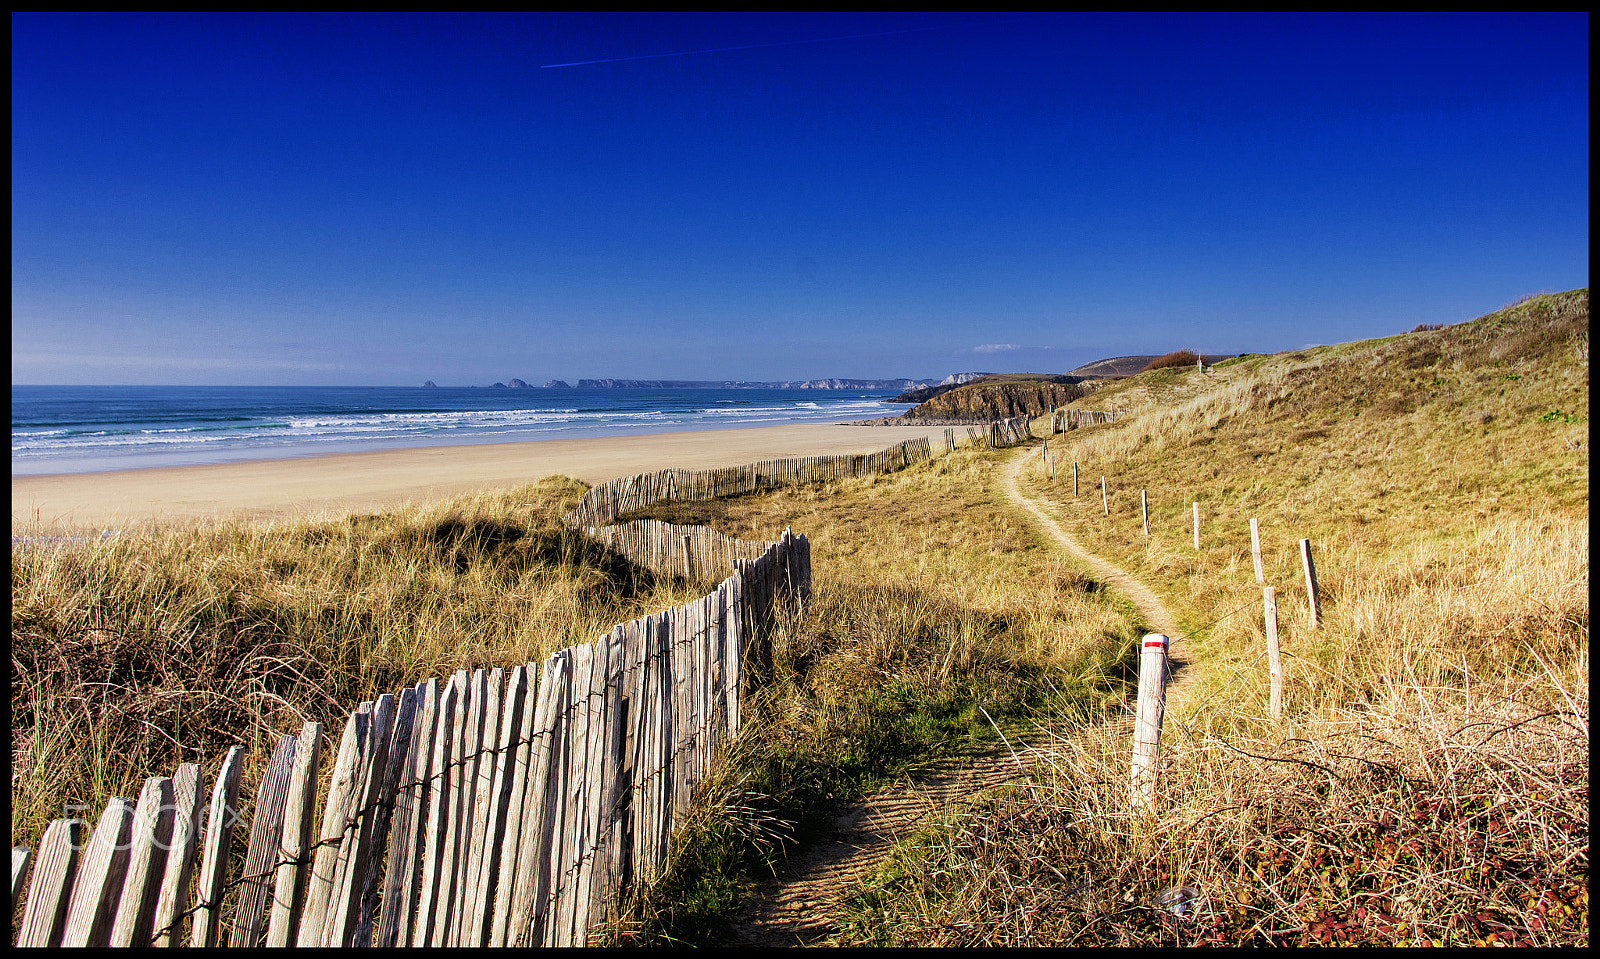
11, 385, 911, 476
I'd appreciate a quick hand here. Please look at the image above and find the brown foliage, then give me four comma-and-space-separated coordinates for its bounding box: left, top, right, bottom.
1139, 350, 1200, 373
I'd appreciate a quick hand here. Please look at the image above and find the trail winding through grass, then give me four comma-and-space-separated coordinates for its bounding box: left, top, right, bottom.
723, 445, 1183, 946
1000, 446, 1180, 639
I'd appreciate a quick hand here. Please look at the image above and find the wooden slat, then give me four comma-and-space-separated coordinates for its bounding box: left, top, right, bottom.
468, 664, 529, 946
580, 630, 618, 933
11, 847, 29, 913
188, 746, 245, 948
296, 710, 366, 946
354, 685, 417, 947
509, 650, 568, 946
108, 776, 177, 947
326, 693, 397, 947
264, 722, 323, 947
148, 762, 203, 948
314, 701, 376, 946
378, 679, 437, 948
62, 797, 136, 947
551, 642, 595, 946
227, 734, 296, 946
489, 663, 541, 947
442, 669, 487, 945
413, 672, 463, 948
14, 818, 88, 947
459, 667, 507, 946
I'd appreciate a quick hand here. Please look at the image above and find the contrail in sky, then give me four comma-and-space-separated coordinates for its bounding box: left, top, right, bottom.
540, 22, 975, 69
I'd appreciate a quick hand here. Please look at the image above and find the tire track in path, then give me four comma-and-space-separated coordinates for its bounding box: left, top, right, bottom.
723, 445, 1181, 947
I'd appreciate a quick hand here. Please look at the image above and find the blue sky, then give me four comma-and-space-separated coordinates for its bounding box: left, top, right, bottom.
11, 12, 1589, 386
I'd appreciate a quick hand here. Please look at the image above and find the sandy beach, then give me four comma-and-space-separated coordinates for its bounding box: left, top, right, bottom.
12, 422, 958, 534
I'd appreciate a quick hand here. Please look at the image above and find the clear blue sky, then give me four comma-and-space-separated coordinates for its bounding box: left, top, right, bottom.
12, 12, 1589, 386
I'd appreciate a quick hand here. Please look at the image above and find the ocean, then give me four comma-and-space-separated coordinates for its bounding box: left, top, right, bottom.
11, 385, 912, 476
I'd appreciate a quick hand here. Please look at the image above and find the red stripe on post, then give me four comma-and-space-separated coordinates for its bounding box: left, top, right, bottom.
1143, 639, 1166, 649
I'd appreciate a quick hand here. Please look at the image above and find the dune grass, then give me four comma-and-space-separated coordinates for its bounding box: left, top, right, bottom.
831, 288, 1588, 946
10, 477, 718, 864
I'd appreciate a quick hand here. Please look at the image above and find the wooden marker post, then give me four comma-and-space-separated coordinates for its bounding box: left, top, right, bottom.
1192, 502, 1200, 550
1101, 477, 1108, 516
1140, 490, 1149, 536
1263, 587, 1282, 721
682, 535, 693, 582
1130, 634, 1168, 816
1299, 539, 1321, 627
1250, 519, 1263, 584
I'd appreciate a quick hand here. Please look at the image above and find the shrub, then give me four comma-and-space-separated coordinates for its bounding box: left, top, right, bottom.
1139, 350, 1199, 373
1410, 322, 1446, 332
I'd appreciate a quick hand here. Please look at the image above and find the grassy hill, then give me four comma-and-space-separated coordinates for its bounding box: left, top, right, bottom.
619, 288, 1589, 945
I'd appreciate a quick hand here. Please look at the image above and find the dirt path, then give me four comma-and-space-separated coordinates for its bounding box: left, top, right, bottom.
1000, 448, 1180, 639
723, 445, 1182, 947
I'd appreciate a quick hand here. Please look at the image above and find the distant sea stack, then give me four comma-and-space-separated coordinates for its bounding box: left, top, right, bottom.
543, 380, 572, 389
491, 382, 507, 388
423, 380, 437, 388
508, 378, 530, 388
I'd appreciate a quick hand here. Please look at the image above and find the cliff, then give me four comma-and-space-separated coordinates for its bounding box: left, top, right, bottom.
902, 378, 1085, 420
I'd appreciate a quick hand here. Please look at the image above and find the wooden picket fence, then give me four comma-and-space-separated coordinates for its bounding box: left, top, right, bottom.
11, 523, 808, 948
1048, 408, 1119, 432
562, 436, 935, 529
581, 519, 777, 585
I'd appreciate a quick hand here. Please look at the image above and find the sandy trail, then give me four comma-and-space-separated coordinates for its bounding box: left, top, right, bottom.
724, 444, 1182, 946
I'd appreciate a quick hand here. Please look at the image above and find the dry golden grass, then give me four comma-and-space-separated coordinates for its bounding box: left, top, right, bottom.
9, 476, 714, 859
831, 289, 1588, 946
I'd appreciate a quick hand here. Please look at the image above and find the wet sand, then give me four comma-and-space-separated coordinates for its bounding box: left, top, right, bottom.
12, 422, 954, 533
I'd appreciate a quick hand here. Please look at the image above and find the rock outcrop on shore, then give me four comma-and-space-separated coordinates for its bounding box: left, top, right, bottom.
902, 379, 1085, 420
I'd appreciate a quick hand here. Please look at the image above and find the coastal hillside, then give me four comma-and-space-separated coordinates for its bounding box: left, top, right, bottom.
8, 289, 1587, 948
607, 288, 1588, 946
1066, 353, 1238, 378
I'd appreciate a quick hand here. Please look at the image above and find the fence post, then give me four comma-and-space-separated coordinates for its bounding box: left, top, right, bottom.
1141, 490, 1149, 536
1130, 634, 1168, 816
1073, 461, 1078, 497
1250, 518, 1263, 584
1192, 502, 1200, 550
1299, 538, 1321, 627
1264, 587, 1282, 721
1101, 476, 1108, 516
682, 534, 693, 582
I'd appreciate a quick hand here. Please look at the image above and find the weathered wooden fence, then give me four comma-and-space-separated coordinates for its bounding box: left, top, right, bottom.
12, 529, 809, 949
582, 519, 777, 585
1049, 408, 1120, 432
937, 415, 1035, 452
562, 436, 935, 529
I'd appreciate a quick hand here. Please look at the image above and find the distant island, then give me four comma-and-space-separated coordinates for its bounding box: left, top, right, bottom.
573, 377, 939, 390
